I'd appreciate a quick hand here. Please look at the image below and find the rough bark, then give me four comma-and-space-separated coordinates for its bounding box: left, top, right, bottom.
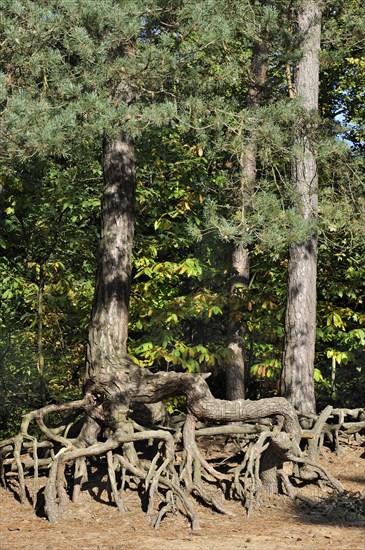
282, 239, 317, 417
86, 135, 136, 380
36, 263, 47, 407
85, 360, 300, 436
226, 44, 268, 400
227, 246, 250, 399
281, 0, 321, 419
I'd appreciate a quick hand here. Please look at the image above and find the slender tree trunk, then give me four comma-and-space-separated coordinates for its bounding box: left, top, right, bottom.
86, 135, 136, 380
36, 263, 46, 406
226, 45, 267, 400
281, 0, 321, 418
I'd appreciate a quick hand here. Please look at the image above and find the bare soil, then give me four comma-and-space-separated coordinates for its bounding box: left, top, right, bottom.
1, 438, 364, 550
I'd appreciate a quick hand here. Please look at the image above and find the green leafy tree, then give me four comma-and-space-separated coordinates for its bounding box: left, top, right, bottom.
321, 0, 365, 149
0, 1, 323, 526
0, 157, 99, 433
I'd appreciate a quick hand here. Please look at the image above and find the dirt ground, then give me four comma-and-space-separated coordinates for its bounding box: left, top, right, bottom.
1, 438, 364, 550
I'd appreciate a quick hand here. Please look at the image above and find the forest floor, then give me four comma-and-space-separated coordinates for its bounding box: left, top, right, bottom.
0, 435, 364, 550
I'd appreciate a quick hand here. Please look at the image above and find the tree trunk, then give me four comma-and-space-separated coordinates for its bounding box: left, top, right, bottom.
226, 45, 267, 400
226, 245, 249, 400
86, 135, 136, 380
281, 0, 321, 418
36, 263, 47, 407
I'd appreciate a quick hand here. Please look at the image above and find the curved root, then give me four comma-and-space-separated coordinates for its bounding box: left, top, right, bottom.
1, 389, 355, 530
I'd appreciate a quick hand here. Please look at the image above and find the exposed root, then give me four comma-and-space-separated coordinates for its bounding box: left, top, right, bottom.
278, 469, 298, 499
287, 454, 344, 493
114, 452, 199, 529
41, 424, 199, 526
107, 451, 126, 512
242, 432, 270, 516
72, 457, 88, 504
32, 438, 38, 508
179, 414, 232, 515
1, 368, 359, 530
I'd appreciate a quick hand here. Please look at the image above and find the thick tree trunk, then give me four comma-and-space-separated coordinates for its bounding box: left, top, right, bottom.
281, 1, 321, 418
282, 239, 317, 416
226, 245, 249, 399
226, 45, 267, 400
86, 135, 136, 380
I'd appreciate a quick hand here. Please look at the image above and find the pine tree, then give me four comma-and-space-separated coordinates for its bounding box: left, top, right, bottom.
0, 0, 353, 528
281, 0, 321, 420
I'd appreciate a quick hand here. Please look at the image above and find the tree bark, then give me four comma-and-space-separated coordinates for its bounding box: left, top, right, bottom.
86, 135, 136, 380
226, 245, 250, 399
226, 44, 267, 400
36, 263, 47, 407
86, 362, 301, 441
281, 0, 321, 418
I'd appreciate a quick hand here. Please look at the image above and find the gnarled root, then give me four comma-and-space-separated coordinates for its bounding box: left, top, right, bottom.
0, 399, 87, 504
43, 424, 199, 528
180, 414, 232, 516
0, 365, 351, 529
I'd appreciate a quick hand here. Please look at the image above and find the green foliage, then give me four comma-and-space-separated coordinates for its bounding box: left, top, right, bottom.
0, 156, 99, 435
321, 0, 365, 149
0, 0, 364, 437
129, 127, 230, 372
315, 244, 365, 407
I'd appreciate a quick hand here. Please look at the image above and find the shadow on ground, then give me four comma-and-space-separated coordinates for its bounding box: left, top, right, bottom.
293, 490, 365, 526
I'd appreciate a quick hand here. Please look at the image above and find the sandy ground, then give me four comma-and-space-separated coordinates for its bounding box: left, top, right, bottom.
0, 438, 364, 550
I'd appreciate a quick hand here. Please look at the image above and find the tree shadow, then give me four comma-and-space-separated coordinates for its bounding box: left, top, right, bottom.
340, 475, 365, 486
4, 474, 47, 519
82, 456, 112, 506
4, 477, 31, 505
293, 490, 365, 526
34, 460, 108, 518
34, 487, 46, 518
